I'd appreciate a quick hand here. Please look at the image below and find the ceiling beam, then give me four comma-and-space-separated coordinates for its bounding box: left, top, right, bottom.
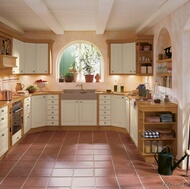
136, 0, 189, 34
96, 0, 114, 34
0, 17, 25, 34
24, 0, 64, 34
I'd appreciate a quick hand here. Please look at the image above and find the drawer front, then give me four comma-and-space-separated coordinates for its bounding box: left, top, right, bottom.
0, 114, 8, 126
47, 95, 59, 100
99, 99, 111, 105
47, 110, 59, 115
46, 120, 59, 125
99, 110, 111, 115
99, 95, 111, 100
47, 115, 59, 120
99, 121, 111, 125
24, 102, 31, 110
0, 122, 8, 133
47, 100, 59, 105
12, 130, 21, 146
47, 104, 59, 110
24, 97, 31, 103
0, 106, 8, 114
0, 128, 8, 157
99, 104, 111, 110
99, 115, 111, 120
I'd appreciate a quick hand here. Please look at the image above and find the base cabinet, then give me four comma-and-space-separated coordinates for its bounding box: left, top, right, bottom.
137, 102, 178, 162
111, 95, 126, 128
61, 100, 97, 126
24, 97, 31, 134
31, 95, 46, 128
0, 106, 8, 157
130, 102, 138, 146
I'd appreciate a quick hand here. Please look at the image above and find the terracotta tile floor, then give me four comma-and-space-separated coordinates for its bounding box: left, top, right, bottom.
0, 130, 189, 189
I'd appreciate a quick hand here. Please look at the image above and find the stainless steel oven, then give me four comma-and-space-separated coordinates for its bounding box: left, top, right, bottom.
12, 100, 23, 135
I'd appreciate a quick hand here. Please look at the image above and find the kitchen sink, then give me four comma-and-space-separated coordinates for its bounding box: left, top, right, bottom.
62, 89, 97, 100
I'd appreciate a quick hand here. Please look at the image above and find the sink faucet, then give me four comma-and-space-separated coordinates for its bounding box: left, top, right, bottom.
76, 84, 83, 90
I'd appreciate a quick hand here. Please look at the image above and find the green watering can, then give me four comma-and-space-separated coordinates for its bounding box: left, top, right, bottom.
154, 146, 190, 175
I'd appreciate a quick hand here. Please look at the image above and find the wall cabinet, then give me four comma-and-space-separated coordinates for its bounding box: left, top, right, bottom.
111, 95, 126, 128
137, 102, 178, 163
107, 41, 136, 74
136, 36, 153, 76
12, 38, 49, 74
0, 106, 8, 158
31, 95, 47, 128
61, 100, 97, 126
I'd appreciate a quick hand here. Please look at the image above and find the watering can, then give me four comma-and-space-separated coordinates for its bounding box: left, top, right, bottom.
154, 146, 190, 175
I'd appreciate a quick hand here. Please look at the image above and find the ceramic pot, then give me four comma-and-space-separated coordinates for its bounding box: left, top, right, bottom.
15, 83, 25, 91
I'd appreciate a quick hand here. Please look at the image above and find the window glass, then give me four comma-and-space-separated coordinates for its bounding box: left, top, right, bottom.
59, 41, 103, 82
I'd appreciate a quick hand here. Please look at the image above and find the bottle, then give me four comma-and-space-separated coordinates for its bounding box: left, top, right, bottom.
114, 80, 117, 92
1, 40, 5, 54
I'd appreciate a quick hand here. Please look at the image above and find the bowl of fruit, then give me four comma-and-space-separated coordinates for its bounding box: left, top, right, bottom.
35, 79, 48, 91
26, 85, 37, 93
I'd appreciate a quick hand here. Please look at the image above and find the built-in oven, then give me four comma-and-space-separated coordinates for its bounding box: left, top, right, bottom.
12, 100, 23, 135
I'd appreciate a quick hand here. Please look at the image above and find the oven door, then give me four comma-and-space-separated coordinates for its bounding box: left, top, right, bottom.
12, 107, 23, 135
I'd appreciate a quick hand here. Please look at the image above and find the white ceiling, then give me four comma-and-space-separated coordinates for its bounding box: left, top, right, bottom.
0, 0, 189, 35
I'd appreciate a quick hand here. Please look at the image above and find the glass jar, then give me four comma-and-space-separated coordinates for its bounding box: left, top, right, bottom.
144, 141, 151, 153
151, 141, 158, 153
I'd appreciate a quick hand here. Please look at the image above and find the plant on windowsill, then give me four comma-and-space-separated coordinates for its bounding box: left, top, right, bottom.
69, 61, 78, 82
79, 44, 101, 82
64, 72, 74, 82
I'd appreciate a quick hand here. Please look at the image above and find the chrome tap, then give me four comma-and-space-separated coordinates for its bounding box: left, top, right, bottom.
76, 84, 83, 90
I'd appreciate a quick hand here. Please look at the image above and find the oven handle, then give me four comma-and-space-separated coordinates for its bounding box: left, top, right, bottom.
13, 108, 23, 113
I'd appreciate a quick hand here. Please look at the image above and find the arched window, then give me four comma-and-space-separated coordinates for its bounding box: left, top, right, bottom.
58, 41, 103, 82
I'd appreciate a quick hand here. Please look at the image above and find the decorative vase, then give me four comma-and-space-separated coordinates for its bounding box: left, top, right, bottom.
15, 83, 25, 91
95, 73, 101, 82
84, 75, 94, 82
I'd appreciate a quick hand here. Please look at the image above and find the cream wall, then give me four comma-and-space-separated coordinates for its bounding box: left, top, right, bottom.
15, 31, 145, 92
145, 1, 190, 169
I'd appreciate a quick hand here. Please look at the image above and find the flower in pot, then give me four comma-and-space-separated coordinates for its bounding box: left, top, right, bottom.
79, 44, 101, 82
64, 72, 74, 82
69, 61, 78, 82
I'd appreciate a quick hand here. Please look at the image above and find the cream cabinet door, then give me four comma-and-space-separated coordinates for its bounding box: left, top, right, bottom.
61, 100, 79, 126
0, 128, 8, 157
111, 95, 126, 128
31, 95, 46, 128
37, 44, 48, 74
79, 100, 97, 126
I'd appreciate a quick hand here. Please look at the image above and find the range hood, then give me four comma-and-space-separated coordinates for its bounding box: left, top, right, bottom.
0, 54, 17, 68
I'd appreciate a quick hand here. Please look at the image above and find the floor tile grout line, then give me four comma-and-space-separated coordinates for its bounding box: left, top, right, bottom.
118, 132, 146, 189
19, 131, 56, 189
105, 131, 121, 189
0, 132, 42, 186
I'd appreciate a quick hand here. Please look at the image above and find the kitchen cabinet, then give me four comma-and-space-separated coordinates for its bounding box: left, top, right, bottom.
125, 97, 130, 133
130, 100, 138, 146
23, 96, 31, 134
46, 95, 59, 126
137, 102, 178, 163
61, 100, 97, 126
136, 35, 153, 76
99, 95, 111, 126
107, 41, 136, 74
0, 106, 8, 158
31, 95, 46, 128
12, 38, 50, 74
111, 95, 126, 128
12, 38, 25, 74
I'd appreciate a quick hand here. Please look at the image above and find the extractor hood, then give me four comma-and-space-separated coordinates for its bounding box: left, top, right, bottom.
0, 54, 17, 68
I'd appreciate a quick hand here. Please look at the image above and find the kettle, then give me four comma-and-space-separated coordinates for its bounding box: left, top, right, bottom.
154, 146, 190, 175
15, 83, 25, 91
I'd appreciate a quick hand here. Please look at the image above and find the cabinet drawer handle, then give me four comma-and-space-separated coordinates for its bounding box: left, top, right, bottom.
1, 118, 4, 121
2, 134, 4, 137
1, 110, 4, 113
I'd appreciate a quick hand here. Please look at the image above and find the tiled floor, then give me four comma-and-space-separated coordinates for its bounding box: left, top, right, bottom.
0, 130, 189, 189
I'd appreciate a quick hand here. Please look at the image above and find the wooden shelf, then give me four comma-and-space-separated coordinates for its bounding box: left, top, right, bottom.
156, 73, 172, 77
157, 58, 172, 63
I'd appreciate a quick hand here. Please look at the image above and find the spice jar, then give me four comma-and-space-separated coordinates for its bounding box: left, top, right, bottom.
151, 141, 158, 153
144, 141, 151, 153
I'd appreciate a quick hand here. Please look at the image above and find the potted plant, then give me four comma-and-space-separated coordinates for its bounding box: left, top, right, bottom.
79, 44, 101, 82
69, 61, 78, 82
64, 72, 74, 82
